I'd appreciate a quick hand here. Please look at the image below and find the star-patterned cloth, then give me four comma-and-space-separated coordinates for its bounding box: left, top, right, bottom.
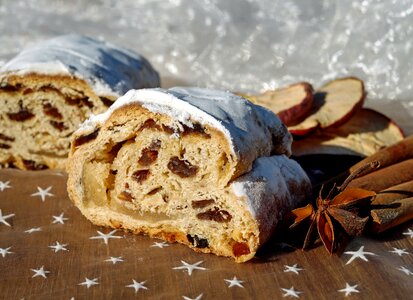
0, 169, 412, 299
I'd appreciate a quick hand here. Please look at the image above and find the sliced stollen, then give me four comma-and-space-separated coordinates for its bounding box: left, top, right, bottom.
0, 34, 160, 170
67, 87, 311, 262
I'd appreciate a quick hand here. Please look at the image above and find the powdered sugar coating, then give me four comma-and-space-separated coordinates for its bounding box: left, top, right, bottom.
0, 34, 160, 97
232, 155, 311, 242
78, 87, 292, 165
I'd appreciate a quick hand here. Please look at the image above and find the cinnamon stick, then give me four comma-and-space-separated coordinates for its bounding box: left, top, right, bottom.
350, 135, 413, 177
348, 159, 413, 192
369, 197, 413, 234
373, 180, 413, 205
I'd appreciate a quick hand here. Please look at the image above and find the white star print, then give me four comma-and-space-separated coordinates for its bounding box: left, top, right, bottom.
125, 279, 148, 293
183, 294, 203, 300
389, 247, 410, 256
0, 180, 11, 191
25, 227, 42, 234
52, 212, 68, 224
48, 241, 68, 252
0, 209, 15, 226
284, 264, 303, 275
281, 287, 302, 298
89, 229, 122, 244
31, 266, 50, 278
78, 277, 99, 288
397, 266, 413, 276
403, 228, 413, 238
0, 246, 13, 257
338, 283, 360, 296
151, 241, 169, 248
224, 276, 244, 288
105, 256, 124, 264
344, 246, 377, 265
31, 186, 54, 202
173, 260, 207, 276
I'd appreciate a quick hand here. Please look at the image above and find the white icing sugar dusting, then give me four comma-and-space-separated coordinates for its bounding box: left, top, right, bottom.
78, 87, 292, 162
231, 155, 311, 242
0, 34, 160, 97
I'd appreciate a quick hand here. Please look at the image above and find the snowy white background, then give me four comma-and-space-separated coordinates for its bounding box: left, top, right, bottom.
0, 0, 412, 114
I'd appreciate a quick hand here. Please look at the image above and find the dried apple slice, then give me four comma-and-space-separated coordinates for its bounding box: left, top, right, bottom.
292, 108, 404, 157
289, 77, 365, 136
240, 82, 314, 126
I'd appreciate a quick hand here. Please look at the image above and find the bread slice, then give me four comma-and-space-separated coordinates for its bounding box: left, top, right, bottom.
67, 87, 311, 262
0, 34, 160, 170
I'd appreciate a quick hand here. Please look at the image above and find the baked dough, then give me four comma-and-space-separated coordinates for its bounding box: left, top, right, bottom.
67, 87, 311, 262
0, 34, 160, 170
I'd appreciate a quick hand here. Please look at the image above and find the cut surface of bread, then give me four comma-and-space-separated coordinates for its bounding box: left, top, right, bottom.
67, 87, 311, 262
0, 34, 160, 170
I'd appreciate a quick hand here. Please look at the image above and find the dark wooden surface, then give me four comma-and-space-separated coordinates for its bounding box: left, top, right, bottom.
0, 168, 412, 299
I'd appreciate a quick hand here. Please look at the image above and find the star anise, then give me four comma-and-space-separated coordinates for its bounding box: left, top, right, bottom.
287, 161, 379, 254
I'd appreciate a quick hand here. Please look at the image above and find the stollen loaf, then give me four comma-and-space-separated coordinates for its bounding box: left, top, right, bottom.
67, 87, 311, 262
0, 34, 160, 170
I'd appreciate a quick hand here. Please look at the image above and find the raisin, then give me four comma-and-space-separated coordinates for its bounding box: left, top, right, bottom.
1, 84, 20, 92
64, 96, 78, 106
232, 242, 251, 257
186, 234, 194, 245
23, 88, 33, 95
138, 140, 161, 166
43, 102, 63, 119
162, 124, 175, 134
196, 207, 232, 223
7, 108, 35, 121
182, 123, 211, 138
132, 170, 150, 184
23, 159, 48, 170
0, 134, 15, 142
80, 96, 94, 108
191, 199, 215, 209
0, 143, 11, 149
50, 120, 67, 131
118, 190, 134, 202
138, 119, 161, 131
73, 129, 100, 148
100, 97, 114, 107
147, 187, 162, 195
194, 236, 209, 248
167, 156, 198, 178
186, 234, 209, 248
39, 86, 59, 93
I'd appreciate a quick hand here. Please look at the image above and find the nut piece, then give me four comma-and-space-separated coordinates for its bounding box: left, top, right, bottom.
196, 207, 232, 223
167, 156, 198, 178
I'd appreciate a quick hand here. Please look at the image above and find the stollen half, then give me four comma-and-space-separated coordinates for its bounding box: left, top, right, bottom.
0, 34, 160, 170
67, 87, 311, 262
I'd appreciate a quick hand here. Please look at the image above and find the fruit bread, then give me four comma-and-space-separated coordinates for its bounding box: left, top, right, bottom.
0, 34, 160, 170
67, 87, 311, 262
